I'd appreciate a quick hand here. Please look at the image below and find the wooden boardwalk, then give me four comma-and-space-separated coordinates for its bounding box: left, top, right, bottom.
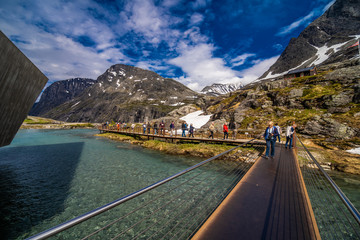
192, 144, 321, 240
99, 128, 261, 145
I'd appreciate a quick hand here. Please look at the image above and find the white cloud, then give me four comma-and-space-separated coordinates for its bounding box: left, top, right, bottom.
189, 12, 205, 26
276, 0, 335, 37
276, 12, 314, 36
231, 53, 256, 67
240, 55, 280, 83
169, 43, 242, 91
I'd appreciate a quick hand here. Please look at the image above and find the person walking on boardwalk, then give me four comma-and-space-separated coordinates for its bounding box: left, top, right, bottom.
208, 122, 215, 139
229, 121, 237, 139
223, 123, 229, 139
160, 120, 165, 136
170, 121, 175, 136
131, 123, 135, 132
153, 122, 158, 135
142, 122, 146, 134
147, 122, 151, 134
275, 123, 281, 142
285, 121, 295, 149
181, 121, 187, 137
189, 124, 195, 138
117, 122, 120, 131
263, 121, 279, 159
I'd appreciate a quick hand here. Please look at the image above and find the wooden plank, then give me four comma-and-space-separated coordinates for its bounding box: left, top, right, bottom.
192, 144, 320, 240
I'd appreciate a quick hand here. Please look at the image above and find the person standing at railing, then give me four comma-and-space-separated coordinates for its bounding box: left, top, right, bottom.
170, 121, 175, 136
160, 120, 165, 136
208, 122, 215, 139
263, 121, 279, 159
153, 122, 158, 135
147, 122, 151, 134
142, 122, 146, 134
275, 123, 281, 142
189, 124, 195, 138
223, 123, 229, 139
285, 121, 295, 149
229, 121, 237, 139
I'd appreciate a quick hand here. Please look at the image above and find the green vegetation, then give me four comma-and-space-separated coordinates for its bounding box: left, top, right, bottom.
301, 83, 342, 100
96, 133, 236, 158
24, 117, 53, 124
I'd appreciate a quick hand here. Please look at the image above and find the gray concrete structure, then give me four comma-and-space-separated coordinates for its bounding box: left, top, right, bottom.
0, 31, 48, 147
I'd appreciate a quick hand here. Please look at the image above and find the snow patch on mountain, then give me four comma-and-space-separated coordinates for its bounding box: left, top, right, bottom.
201, 83, 243, 96
180, 110, 212, 129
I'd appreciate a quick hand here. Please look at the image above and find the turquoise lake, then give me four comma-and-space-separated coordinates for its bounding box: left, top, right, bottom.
0, 129, 359, 239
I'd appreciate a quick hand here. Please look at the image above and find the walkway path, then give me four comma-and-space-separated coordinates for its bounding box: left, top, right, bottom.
193, 144, 321, 240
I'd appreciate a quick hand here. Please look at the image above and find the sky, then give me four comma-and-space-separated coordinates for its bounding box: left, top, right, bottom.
0, 0, 335, 91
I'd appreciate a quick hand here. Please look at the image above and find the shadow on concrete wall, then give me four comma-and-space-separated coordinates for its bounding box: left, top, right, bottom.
0, 142, 84, 239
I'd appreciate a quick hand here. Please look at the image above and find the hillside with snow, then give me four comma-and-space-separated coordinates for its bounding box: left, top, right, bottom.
260, 0, 360, 79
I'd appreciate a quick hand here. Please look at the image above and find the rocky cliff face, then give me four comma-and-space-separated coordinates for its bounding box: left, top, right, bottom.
205, 59, 360, 146
41, 64, 199, 123
261, 0, 360, 78
29, 78, 96, 116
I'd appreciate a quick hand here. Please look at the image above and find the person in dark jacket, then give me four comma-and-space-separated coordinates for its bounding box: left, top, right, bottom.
147, 122, 151, 134
181, 121, 187, 137
189, 124, 195, 138
160, 121, 165, 136
170, 121, 175, 136
153, 122, 158, 135
263, 121, 279, 159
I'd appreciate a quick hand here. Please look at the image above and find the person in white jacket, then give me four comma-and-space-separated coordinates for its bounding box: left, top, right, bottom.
285, 121, 295, 149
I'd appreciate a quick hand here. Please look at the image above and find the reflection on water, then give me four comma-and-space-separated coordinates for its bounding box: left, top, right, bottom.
0, 129, 216, 239
327, 170, 360, 211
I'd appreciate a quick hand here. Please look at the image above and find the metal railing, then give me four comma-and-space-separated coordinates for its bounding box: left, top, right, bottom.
296, 135, 360, 239
27, 137, 264, 239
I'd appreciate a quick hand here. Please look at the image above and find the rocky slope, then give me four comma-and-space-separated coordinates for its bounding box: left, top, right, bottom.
204, 59, 360, 145
261, 0, 360, 79
201, 83, 243, 96
41, 64, 199, 123
30, 78, 96, 116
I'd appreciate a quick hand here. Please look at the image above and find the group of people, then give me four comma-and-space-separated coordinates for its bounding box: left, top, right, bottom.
263, 121, 296, 159
138, 121, 196, 138
208, 122, 237, 140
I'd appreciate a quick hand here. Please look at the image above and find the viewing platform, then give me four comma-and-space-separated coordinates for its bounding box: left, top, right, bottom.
193, 144, 321, 240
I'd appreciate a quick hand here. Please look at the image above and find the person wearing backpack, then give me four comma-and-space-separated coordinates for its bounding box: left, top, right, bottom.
263, 121, 279, 159
181, 121, 187, 137
189, 124, 195, 138
285, 121, 295, 149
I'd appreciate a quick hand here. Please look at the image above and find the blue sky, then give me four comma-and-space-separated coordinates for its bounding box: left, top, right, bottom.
0, 0, 335, 91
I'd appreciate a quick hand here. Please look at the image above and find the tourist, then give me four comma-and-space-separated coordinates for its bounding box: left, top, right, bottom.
208, 122, 215, 139
147, 122, 151, 134
160, 120, 165, 136
229, 121, 237, 139
181, 121, 187, 137
263, 121, 279, 159
117, 122, 120, 131
142, 122, 146, 134
189, 124, 195, 138
223, 123, 229, 139
153, 122, 158, 135
131, 123, 135, 132
275, 123, 281, 142
170, 121, 175, 136
285, 121, 295, 149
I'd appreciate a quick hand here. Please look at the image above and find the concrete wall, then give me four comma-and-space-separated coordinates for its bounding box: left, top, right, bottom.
0, 31, 48, 147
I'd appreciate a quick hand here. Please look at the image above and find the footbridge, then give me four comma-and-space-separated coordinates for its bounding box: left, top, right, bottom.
27, 130, 360, 240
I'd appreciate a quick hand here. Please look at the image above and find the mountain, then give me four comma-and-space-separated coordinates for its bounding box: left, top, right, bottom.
29, 78, 96, 116
260, 0, 360, 79
41, 64, 199, 123
201, 83, 243, 96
